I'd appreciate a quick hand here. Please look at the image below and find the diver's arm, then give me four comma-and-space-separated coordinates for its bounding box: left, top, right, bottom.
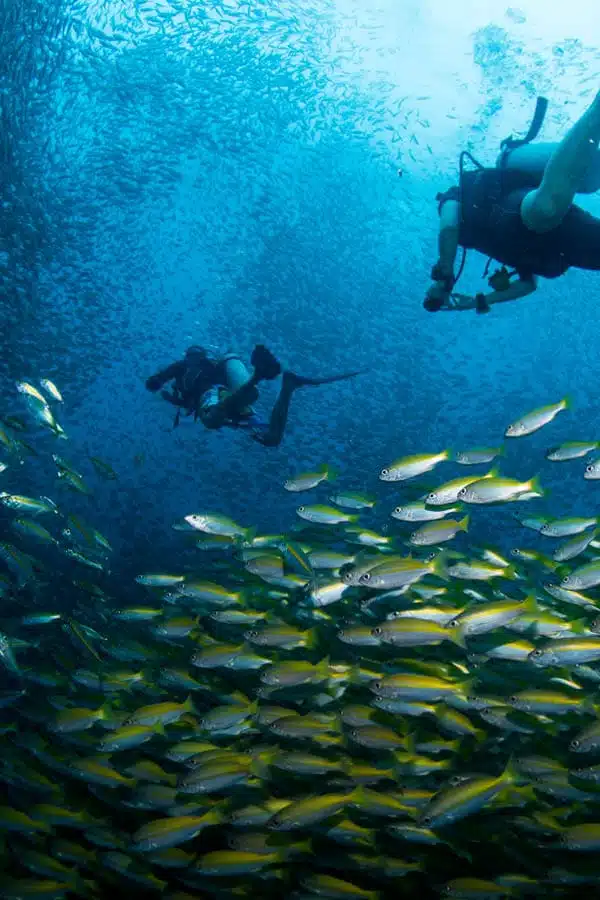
442, 277, 538, 311
482, 276, 538, 306
160, 390, 181, 406
424, 200, 462, 311
145, 361, 184, 392
436, 200, 461, 280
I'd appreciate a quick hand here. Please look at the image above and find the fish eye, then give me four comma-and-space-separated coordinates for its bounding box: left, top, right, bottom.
361, 573, 371, 582
298, 506, 305, 513
246, 631, 258, 639
393, 506, 402, 514
421, 815, 432, 827
372, 627, 382, 637
448, 618, 459, 629
427, 492, 436, 502
509, 695, 518, 704
586, 464, 594, 472
381, 469, 389, 476
570, 740, 580, 750
530, 649, 543, 659
374, 681, 383, 691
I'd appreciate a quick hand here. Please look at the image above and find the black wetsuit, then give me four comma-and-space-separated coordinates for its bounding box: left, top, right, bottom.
439, 168, 600, 278
146, 356, 227, 417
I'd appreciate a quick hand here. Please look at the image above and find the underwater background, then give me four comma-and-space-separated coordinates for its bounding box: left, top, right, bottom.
5, 0, 600, 550
3, 0, 600, 898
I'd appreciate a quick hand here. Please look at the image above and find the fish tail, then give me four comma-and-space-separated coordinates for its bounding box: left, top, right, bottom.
317, 463, 337, 479
304, 627, 319, 650
472, 727, 487, 745
500, 754, 519, 785
432, 551, 451, 581
251, 752, 273, 779
528, 474, 545, 496
446, 626, 466, 649
561, 394, 573, 410
522, 593, 538, 613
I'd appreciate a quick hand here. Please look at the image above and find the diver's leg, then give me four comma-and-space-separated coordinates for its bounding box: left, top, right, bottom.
556, 207, 600, 273
215, 374, 260, 421
197, 387, 226, 430
206, 346, 281, 424
217, 346, 283, 421
254, 368, 367, 448
522, 92, 600, 233
253, 372, 300, 448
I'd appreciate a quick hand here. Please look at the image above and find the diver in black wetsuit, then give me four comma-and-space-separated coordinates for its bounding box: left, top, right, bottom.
146, 344, 364, 448
425, 92, 600, 313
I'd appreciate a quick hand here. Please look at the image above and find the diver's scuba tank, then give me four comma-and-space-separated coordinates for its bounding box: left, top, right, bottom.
497, 96, 600, 194
222, 353, 253, 392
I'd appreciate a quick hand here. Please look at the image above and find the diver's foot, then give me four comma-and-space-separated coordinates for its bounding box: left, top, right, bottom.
282, 371, 308, 391
251, 344, 281, 381
282, 368, 367, 390
423, 296, 445, 312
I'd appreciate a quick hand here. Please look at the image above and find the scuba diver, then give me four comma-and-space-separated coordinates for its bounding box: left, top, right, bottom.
425, 92, 600, 314
145, 344, 365, 447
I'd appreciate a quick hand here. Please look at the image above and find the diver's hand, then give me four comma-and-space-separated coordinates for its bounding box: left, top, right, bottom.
423, 282, 451, 312
161, 390, 179, 406
146, 375, 162, 392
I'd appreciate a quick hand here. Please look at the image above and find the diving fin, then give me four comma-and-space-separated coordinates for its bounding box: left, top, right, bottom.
251, 344, 282, 381
283, 368, 369, 389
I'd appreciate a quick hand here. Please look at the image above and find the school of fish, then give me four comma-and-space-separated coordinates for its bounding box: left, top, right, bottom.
4, 387, 600, 898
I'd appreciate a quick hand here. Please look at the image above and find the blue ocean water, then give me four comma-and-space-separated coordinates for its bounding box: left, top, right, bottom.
2, 0, 600, 894
2, 0, 599, 556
